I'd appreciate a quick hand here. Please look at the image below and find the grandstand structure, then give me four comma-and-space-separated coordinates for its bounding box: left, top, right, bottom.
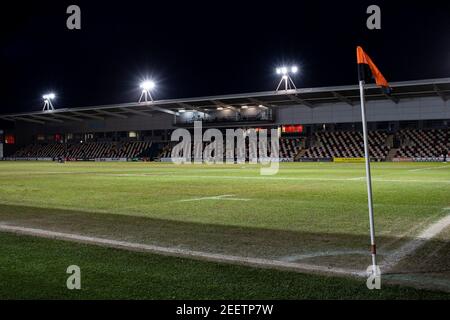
0, 78, 449, 162
302, 131, 390, 160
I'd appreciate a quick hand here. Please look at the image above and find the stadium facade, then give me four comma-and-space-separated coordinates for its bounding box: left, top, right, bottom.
0, 78, 449, 162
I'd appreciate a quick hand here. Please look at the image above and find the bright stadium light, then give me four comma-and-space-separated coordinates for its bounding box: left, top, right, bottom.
42, 92, 56, 111
139, 80, 155, 103
275, 65, 298, 91
140, 80, 155, 91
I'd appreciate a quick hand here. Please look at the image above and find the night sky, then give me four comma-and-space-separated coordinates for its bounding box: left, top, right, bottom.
1, 0, 449, 114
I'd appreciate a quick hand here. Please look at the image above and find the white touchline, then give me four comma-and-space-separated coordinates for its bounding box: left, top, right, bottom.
382, 213, 450, 272
0, 223, 362, 277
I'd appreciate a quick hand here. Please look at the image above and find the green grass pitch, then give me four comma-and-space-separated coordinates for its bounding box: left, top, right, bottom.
0, 161, 449, 299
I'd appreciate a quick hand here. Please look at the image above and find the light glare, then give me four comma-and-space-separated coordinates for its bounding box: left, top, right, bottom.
275, 65, 298, 75
43, 93, 55, 100
140, 80, 155, 91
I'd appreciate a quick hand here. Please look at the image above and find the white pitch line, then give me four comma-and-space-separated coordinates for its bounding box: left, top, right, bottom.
106, 174, 450, 184
382, 213, 450, 272
418, 214, 450, 239
280, 249, 372, 262
0, 171, 178, 176
408, 165, 449, 172
347, 177, 365, 181
0, 223, 362, 277
177, 195, 251, 202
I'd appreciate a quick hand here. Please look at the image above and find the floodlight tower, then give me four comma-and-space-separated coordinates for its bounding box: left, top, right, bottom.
275, 66, 298, 91
42, 93, 56, 111
139, 80, 155, 103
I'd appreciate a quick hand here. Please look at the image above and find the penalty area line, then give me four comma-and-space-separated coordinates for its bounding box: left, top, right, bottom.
0, 223, 362, 277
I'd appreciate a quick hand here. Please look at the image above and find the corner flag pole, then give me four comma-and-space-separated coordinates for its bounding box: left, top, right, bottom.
357, 46, 389, 274
358, 79, 377, 273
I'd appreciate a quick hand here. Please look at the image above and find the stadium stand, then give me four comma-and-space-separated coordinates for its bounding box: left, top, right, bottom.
157, 137, 303, 160
280, 138, 303, 159
12, 141, 152, 159
158, 143, 174, 159
395, 129, 449, 158
7, 128, 449, 161
301, 131, 390, 160
2, 78, 449, 163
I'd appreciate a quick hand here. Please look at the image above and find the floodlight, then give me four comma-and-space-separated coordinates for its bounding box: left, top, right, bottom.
217, 107, 224, 110
275, 65, 298, 91
43, 93, 55, 100
140, 80, 155, 91
241, 105, 248, 109
138, 80, 156, 102
42, 92, 56, 111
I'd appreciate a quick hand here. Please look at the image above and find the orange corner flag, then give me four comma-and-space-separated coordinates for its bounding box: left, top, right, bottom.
357, 46, 389, 88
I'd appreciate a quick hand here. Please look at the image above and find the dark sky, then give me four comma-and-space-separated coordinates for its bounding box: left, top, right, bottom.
1, 0, 449, 113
